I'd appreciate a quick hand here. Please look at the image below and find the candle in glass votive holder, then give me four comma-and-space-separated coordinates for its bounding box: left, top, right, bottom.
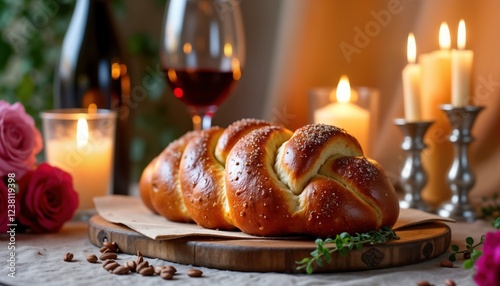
41, 109, 116, 219
309, 76, 379, 156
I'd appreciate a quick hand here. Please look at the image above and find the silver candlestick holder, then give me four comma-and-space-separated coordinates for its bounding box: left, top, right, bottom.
438, 104, 485, 222
395, 119, 434, 212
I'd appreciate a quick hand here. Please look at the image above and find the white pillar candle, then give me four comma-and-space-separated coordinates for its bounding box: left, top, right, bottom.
43, 111, 116, 212
402, 33, 422, 121
418, 22, 453, 206
451, 19, 473, 107
314, 75, 370, 154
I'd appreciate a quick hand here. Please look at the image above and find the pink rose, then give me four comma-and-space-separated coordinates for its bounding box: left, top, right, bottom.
0, 175, 21, 233
0, 101, 43, 178
18, 163, 78, 233
474, 230, 500, 286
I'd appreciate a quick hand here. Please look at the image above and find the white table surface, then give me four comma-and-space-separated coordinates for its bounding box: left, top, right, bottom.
0, 217, 494, 286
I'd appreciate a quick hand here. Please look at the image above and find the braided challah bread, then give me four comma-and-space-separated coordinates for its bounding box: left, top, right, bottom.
140, 119, 399, 237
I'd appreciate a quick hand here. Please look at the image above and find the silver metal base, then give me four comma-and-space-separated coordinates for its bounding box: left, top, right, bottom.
437, 104, 484, 222
394, 119, 434, 212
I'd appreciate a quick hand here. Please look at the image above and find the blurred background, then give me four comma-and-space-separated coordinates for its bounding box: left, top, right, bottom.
1, 0, 499, 204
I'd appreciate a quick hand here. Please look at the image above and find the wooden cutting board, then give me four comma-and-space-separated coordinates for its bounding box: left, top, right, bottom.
88, 215, 451, 273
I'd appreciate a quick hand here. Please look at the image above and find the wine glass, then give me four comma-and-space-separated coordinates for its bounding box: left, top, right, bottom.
160, 0, 245, 130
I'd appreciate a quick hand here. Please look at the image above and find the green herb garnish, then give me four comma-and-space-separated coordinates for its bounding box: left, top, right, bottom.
296, 226, 399, 274
449, 217, 500, 269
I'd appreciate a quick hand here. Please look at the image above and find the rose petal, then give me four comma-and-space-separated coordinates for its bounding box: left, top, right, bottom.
18, 163, 78, 233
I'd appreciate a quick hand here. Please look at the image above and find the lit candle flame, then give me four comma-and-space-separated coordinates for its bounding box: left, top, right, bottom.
336, 75, 351, 103
77, 118, 89, 148
439, 22, 451, 50
407, 33, 416, 64
457, 19, 466, 50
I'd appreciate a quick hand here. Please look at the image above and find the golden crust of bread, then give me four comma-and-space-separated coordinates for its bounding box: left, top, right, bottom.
139, 119, 400, 237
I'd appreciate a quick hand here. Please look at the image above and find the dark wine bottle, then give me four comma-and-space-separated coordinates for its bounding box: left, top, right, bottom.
54, 0, 130, 195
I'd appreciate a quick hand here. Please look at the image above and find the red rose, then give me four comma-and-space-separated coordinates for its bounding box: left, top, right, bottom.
0, 101, 43, 178
18, 163, 79, 233
0, 177, 19, 232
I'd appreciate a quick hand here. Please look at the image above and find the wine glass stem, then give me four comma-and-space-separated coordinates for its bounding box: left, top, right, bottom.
190, 107, 216, 130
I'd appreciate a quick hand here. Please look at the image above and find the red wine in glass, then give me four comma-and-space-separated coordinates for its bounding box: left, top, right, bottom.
164, 68, 239, 107
160, 0, 245, 130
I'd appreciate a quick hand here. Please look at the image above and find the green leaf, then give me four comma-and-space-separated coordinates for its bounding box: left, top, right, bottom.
449, 253, 456, 262
494, 217, 500, 229
295, 257, 309, 265
463, 259, 474, 269
339, 232, 350, 240
306, 263, 313, 275
451, 245, 459, 252
465, 237, 474, 245
471, 250, 483, 260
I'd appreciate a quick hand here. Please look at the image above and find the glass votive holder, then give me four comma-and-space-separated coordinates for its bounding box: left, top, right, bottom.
309, 86, 380, 156
41, 109, 117, 220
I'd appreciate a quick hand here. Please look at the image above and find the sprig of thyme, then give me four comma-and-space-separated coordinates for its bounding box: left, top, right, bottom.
296, 226, 399, 274
448, 217, 500, 269
480, 193, 500, 222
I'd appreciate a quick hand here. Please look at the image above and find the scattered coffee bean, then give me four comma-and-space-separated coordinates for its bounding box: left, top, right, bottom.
104, 262, 120, 271
102, 259, 115, 267
136, 260, 149, 273
99, 252, 118, 261
445, 279, 456, 286
86, 254, 98, 263
160, 269, 174, 280
136, 250, 142, 257
416, 280, 431, 286
125, 260, 137, 272
163, 265, 177, 274
99, 247, 108, 253
63, 252, 74, 262
440, 259, 453, 268
136, 255, 143, 265
139, 265, 155, 276
187, 268, 203, 277
113, 265, 130, 275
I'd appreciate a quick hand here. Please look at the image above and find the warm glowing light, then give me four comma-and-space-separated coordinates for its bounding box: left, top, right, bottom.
224, 43, 233, 57
173, 87, 183, 98
76, 118, 89, 148
231, 58, 241, 80
120, 64, 127, 75
458, 19, 466, 50
439, 22, 451, 50
183, 42, 192, 54
192, 115, 201, 126
167, 69, 178, 82
334, 75, 352, 103
407, 33, 417, 64
111, 63, 120, 79
88, 103, 97, 113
